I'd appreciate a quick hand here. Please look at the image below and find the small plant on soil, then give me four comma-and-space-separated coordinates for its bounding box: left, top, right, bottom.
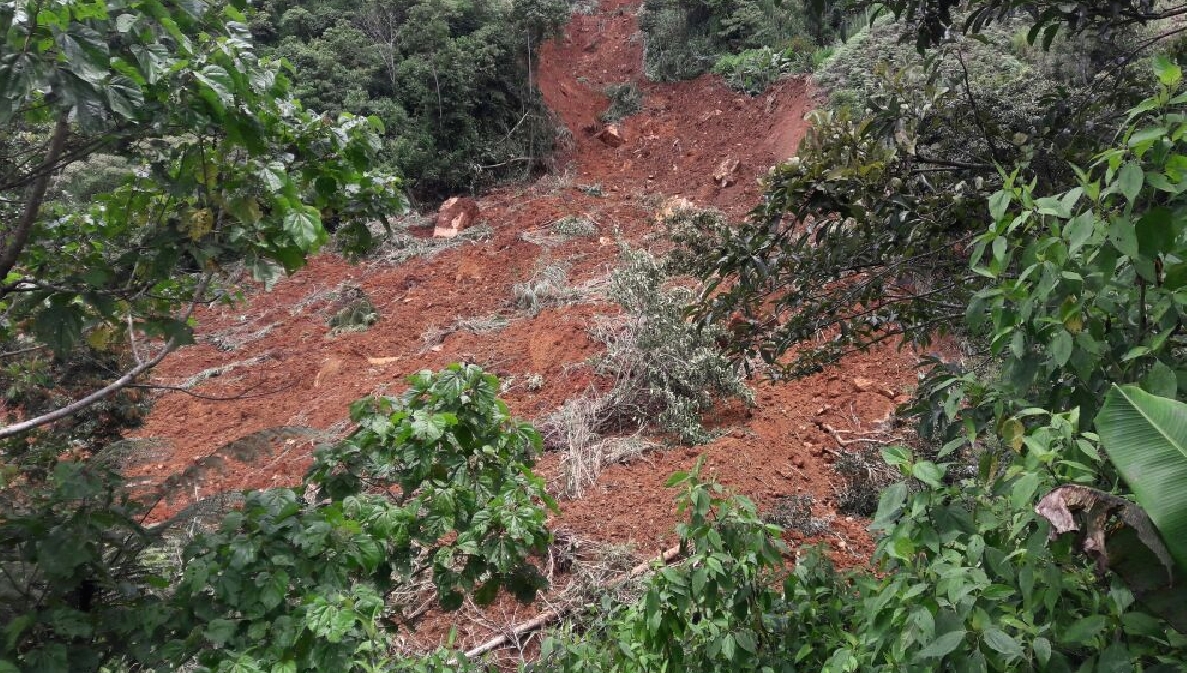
765, 494, 833, 535
599, 82, 644, 123
544, 394, 657, 498
552, 215, 600, 238
577, 183, 604, 197
513, 263, 583, 315
713, 47, 797, 95
326, 285, 379, 333
540, 240, 751, 490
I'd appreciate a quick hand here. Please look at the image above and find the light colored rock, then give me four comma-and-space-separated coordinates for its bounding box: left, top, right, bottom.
433, 196, 480, 238
852, 377, 876, 393
713, 157, 740, 187
655, 196, 695, 223
598, 124, 625, 147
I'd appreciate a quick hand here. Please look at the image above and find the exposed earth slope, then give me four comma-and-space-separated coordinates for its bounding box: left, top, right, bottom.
130, 0, 927, 655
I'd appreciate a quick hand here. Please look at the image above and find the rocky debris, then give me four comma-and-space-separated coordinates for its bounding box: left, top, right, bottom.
433, 196, 480, 238
713, 157, 740, 187
655, 196, 695, 223
699, 109, 723, 124
852, 377, 876, 393
852, 377, 897, 400
597, 124, 625, 147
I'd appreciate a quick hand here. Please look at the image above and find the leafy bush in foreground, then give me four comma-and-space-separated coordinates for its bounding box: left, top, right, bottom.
1, 364, 554, 672
539, 449, 1187, 672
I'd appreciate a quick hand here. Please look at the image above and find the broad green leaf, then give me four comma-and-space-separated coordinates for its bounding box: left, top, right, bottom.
1117, 162, 1144, 204
1035, 196, 1070, 217
1135, 206, 1175, 257
1049, 330, 1073, 367
204, 618, 238, 646
911, 461, 944, 488
195, 64, 235, 105
735, 630, 757, 654
982, 627, 1024, 661
916, 630, 965, 659
881, 445, 912, 468
1154, 54, 1183, 87
871, 482, 908, 531
1096, 385, 1187, 569
1141, 361, 1178, 397
988, 190, 1011, 222
1064, 211, 1096, 254
1060, 614, 1107, 645
1010, 472, 1041, 510
282, 207, 325, 250
1108, 215, 1139, 257
1032, 636, 1051, 664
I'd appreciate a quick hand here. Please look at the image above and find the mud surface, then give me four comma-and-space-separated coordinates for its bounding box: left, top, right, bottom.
130, 0, 924, 656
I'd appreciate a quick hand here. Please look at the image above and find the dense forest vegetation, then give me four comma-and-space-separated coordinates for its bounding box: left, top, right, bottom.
3, 0, 1187, 670
246, 0, 570, 201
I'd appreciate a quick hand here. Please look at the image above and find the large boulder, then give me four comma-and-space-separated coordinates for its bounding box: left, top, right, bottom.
433, 196, 481, 238
597, 125, 625, 147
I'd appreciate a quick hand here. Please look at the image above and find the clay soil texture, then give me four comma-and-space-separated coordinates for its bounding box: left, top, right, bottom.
127, 0, 929, 661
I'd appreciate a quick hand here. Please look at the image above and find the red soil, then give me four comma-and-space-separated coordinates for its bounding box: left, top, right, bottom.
128, 0, 927, 656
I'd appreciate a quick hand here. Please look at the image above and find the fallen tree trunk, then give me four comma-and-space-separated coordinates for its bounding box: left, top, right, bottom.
463, 544, 683, 659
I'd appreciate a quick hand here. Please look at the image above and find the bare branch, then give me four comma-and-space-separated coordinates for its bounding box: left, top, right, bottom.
128, 379, 299, 402
0, 339, 178, 439
0, 273, 213, 440
127, 313, 144, 366
0, 345, 45, 360
462, 545, 684, 659
955, 49, 1005, 167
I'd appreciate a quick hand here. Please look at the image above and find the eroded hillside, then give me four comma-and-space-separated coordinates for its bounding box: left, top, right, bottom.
130, 0, 930, 657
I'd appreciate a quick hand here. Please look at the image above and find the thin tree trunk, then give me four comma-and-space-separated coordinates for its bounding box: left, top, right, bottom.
0, 114, 70, 283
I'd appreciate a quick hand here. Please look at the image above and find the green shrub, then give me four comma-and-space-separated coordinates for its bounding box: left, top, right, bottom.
539, 451, 1187, 672
809, 44, 836, 70
541, 459, 787, 672
327, 285, 379, 332
599, 82, 644, 122
0, 365, 554, 672
592, 246, 753, 444
712, 47, 796, 94
513, 262, 584, 315
638, 0, 848, 82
